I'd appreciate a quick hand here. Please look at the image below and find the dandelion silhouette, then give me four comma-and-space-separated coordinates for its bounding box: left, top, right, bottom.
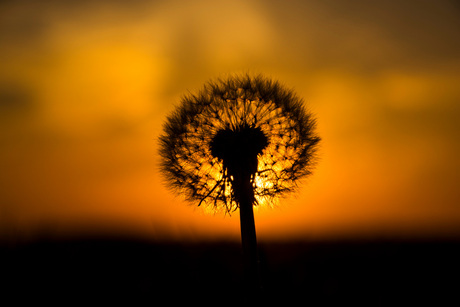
159, 74, 320, 292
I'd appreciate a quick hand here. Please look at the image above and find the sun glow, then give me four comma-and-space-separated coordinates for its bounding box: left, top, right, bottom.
253, 159, 276, 209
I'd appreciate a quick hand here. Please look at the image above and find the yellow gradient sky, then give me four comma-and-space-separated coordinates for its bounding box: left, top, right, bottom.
1, 0, 460, 241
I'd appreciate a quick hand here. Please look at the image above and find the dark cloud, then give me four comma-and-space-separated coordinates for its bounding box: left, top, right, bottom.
0, 83, 34, 116
260, 0, 460, 71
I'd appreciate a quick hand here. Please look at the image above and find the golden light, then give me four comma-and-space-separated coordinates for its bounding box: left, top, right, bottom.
1, 0, 459, 242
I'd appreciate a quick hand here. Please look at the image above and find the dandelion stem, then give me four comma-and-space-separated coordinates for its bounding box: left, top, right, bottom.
233, 173, 260, 293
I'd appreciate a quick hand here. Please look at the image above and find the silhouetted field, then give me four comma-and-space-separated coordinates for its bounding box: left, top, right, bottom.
2, 237, 459, 305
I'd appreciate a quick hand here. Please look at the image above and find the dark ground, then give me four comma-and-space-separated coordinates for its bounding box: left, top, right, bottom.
2, 236, 459, 305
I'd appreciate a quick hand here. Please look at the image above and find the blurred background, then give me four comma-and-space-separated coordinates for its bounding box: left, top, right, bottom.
1, 0, 460, 243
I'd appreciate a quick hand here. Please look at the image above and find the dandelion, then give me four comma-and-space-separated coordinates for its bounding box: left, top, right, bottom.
159, 74, 320, 291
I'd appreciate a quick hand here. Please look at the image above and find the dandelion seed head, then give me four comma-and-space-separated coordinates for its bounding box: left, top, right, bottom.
159, 74, 320, 213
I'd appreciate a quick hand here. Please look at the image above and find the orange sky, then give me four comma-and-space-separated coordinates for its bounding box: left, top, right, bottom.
1, 0, 460, 241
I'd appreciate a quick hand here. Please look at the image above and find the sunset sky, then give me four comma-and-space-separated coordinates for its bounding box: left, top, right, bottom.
1, 0, 460, 241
